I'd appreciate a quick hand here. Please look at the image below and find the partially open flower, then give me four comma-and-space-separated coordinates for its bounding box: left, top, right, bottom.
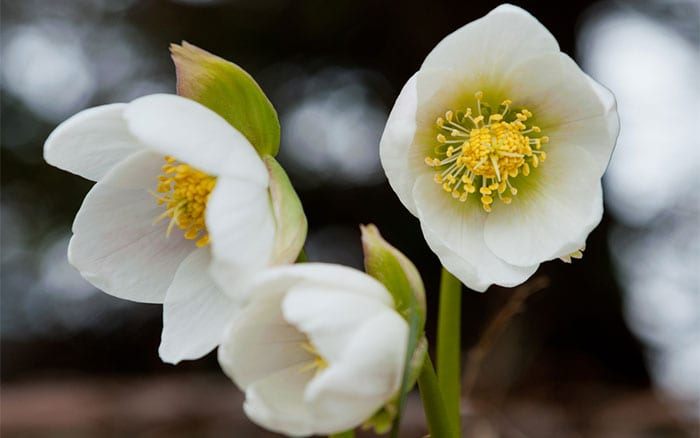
218, 263, 408, 436
44, 93, 306, 363
380, 4, 619, 291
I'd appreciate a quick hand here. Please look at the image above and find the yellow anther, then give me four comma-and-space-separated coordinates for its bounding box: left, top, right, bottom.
451, 190, 460, 199
498, 181, 507, 193
473, 115, 484, 124
425, 157, 436, 166
451, 129, 460, 137
464, 108, 472, 116
153, 157, 215, 247
445, 110, 454, 122
531, 154, 539, 168
446, 146, 454, 157
489, 114, 503, 122
442, 182, 452, 192
436, 117, 444, 128
482, 203, 492, 212
480, 187, 492, 195
459, 192, 468, 202
437, 134, 447, 143
502, 197, 512, 204
522, 163, 530, 176
522, 109, 533, 118
510, 187, 518, 195
501, 99, 512, 106
475, 91, 483, 100
541, 136, 549, 143
539, 151, 547, 161
516, 113, 527, 121
532, 126, 541, 133
434, 174, 443, 183
466, 185, 476, 193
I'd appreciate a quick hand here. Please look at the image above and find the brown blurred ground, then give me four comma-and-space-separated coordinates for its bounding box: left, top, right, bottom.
2, 374, 695, 438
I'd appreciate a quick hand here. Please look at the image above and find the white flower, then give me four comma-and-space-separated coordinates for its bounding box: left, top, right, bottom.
44, 93, 304, 363
217, 263, 408, 436
380, 4, 619, 291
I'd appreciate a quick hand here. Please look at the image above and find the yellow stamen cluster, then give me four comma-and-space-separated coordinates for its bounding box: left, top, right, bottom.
424, 91, 549, 212
151, 156, 216, 247
299, 341, 328, 374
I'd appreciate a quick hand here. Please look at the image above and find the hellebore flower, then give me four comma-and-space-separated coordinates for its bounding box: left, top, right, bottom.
380, 4, 619, 291
218, 263, 409, 436
44, 93, 306, 363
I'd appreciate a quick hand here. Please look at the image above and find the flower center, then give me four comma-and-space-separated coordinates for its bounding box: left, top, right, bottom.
424, 91, 549, 212
151, 156, 216, 247
299, 341, 328, 374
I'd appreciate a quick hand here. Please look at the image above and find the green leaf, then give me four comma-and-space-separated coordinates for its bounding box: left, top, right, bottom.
360, 224, 426, 328
264, 156, 307, 264
171, 41, 280, 156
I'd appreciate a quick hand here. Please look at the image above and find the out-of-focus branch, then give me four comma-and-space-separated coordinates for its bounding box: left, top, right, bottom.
462, 276, 550, 400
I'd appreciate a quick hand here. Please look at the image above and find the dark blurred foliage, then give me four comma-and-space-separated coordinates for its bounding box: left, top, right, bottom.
1, 0, 697, 436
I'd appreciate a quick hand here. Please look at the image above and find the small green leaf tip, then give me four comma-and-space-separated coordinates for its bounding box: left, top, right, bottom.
360, 224, 426, 329
265, 156, 307, 265
170, 41, 280, 156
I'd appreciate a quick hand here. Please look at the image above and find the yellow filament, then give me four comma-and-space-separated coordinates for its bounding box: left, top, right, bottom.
299, 341, 328, 374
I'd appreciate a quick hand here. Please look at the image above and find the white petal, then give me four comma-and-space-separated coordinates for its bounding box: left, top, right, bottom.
206, 177, 276, 299
243, 366, 316, 437
68, 151, 193, 303
484, 146, 603, 266
413, 174, 538, 291
379, 73, 421, 215
44, 103, 143, 181
282, 287, 393, 363
159, 249, 239, 364
254, 263, 394, 307
422, 4, 559, 75
304, 310, 408, 434
218, 289, 310, 389
505, 53, 619, 176
124, 94, 268, 185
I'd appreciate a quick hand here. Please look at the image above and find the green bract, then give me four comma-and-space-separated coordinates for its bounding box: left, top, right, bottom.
361, 224, 426, 328
264, 156, 308, 264
171, 41, 280, 156
361, 224, 427, 437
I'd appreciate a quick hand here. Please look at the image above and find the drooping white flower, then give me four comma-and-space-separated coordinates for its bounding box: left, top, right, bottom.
380, 4, 619, 291
44, 93, 306, 363
217, 263, 408, 436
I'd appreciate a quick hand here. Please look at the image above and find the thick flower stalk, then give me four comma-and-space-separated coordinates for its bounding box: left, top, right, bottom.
45, 91, 305, 364
218, 263, 409, 436
380, 4, 619, 291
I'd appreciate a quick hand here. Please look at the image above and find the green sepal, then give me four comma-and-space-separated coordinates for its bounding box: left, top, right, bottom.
264, 156, 307, 264
171, 41, 280, 156
360, 224, 426, 329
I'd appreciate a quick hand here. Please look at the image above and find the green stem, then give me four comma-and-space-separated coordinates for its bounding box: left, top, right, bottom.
436, 267, 462, 434
418, 354, 455, 438
328, 431, 354, 438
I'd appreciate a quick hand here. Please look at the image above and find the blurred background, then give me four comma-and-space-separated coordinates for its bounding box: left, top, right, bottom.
1, 0, 698, 436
